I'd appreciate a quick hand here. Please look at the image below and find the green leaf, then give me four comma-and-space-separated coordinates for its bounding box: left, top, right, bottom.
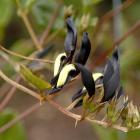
126, 129, 140, 140
0, 0, 13, 40
0, 109, 26, 140
93, 125, 119, 140
32, 0, 57, 28
20, 64, 51, 90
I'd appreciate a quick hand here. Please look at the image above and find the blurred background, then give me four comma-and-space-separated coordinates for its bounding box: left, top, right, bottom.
0, 0, 140, 140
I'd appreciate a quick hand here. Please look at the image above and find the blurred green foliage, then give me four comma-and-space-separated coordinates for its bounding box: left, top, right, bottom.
0, 109, 26, 140
20, 64, 51, 90
0, 0, 140, 140
93, 124, 140, 140
0, 0, 14, 40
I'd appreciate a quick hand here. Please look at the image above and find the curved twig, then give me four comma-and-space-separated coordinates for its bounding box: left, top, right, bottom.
0, 76, 21, 111
0, 45, 54, 64
0, 70, 41, 100
40, 2, 62, 45
16, 0, 42, 51
92, 19, 140, 67
0, 102, 41, 133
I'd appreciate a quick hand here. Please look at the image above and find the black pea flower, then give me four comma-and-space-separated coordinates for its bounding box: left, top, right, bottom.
64, 17, 77, 63
48, 64, 76, 94
53, 53, 67, 77
49, 17, 91, 95
74, 32, 91, 65
56, 64, 76, 88
50, 31, 91, 93
74, 63, 95, 98
50, 17, 77, 87
50, 32, 91, 91
72, 70, 103, 108
102, 48, 123, 102
50, 53, 67, 86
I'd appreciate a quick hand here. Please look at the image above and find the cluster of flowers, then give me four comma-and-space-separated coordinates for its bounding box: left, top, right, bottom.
46, 16, 140, 128
49, 16, 122, 106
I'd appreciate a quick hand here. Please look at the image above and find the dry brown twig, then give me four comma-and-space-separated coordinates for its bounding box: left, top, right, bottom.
92, 0, 135, 47
0, 70, 41, 100
93, 19, 140, 67
0, 70, 138, 133
0, 102, 41, 133
0, 76, 21, 111
0, 45, 54, 64
113, 19, 140, 47
16, 0, 42, 51
40, 2, 62, 46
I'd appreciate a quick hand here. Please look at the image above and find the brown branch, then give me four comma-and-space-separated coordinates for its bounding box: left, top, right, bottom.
19, 12, 42, 51
131, 125, 140, 131
0, 70, 41, 100
0, 102, 41, 133
0, 51, 17, 68
0, 45, 54, 64
19, 11, 42, 51
48, 100, 81, 120
92, 0, 134, 47
16, 0, 42, 51
0, 83, 12, 100
0, 76, 21, 111
85, 118, 128, 132
0, 70, 135, 133
113, 19, 140, 47
0, 76, 20, 101
0, 96, 129, 133
40, 3, 62, 46
93, 19, 140, 67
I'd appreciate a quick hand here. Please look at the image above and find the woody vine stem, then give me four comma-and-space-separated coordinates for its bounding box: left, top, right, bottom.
0, 70, 128, 132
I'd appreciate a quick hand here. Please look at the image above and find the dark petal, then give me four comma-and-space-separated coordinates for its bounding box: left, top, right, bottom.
102, 66, 120, 102
36, 44, 54, 58
50, 69, 76, 93
61, 55, 67, 62
28, 45, 54, 69
51, 54, 67, 87
50, 73, 59, 86
64, 34, 75, 62
65, 70, 75, 83
117, 85, 124, 99
65, 17, 77, 41
74, 32, 91, 65
48, 87, 62, 95
110, 48, 120, 69
103, 59, 114, 84
64, 17, 77, 61
72, 88, 86, 102
75, 63, 95, 98
65, 32, 75, 53
112, 47, 120, 62
72, 88, 86, 108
